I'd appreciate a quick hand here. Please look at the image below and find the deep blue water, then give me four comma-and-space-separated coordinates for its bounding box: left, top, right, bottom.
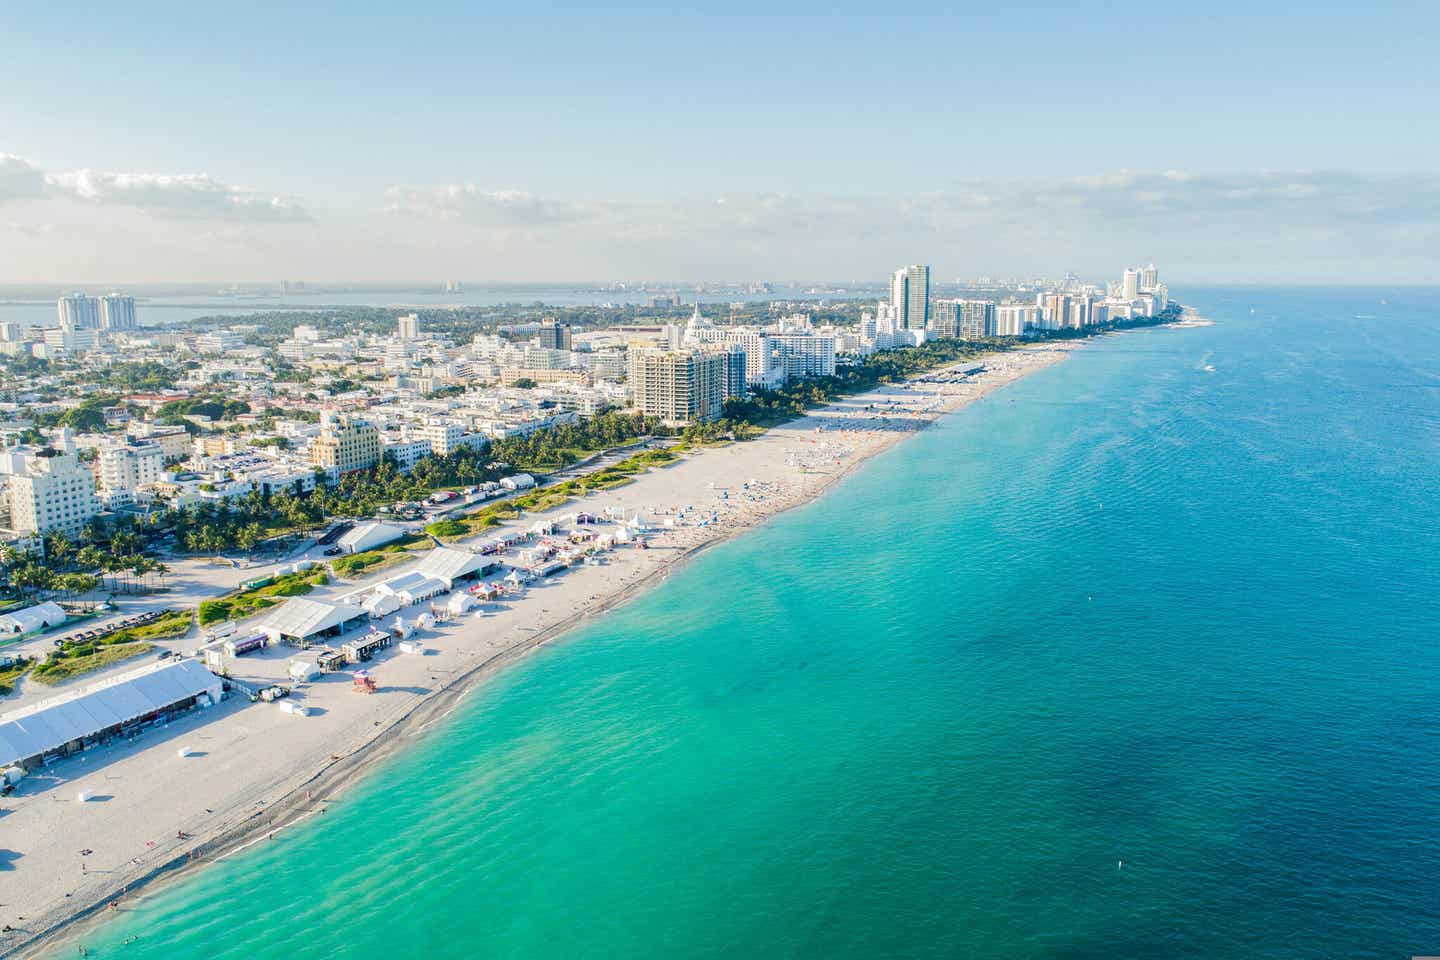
57, 286, 1440, 959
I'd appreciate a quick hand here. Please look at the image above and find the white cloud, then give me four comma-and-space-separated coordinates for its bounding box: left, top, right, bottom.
3, 160, 1437, 282
0, 154, 47, 203
384, 170, 1440, 243
46, 169, 310, 222
383, 185, 592, 227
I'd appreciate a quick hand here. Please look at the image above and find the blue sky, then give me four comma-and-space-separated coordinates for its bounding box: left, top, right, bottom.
1, 1, 1437, 283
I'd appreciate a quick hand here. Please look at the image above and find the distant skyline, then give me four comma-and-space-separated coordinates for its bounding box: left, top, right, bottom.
2, 2, 1437, 284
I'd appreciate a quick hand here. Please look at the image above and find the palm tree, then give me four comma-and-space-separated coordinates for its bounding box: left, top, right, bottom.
77, 545, 105, 573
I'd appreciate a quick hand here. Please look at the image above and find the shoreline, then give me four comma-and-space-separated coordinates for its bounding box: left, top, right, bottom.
3, 340, 1082, 960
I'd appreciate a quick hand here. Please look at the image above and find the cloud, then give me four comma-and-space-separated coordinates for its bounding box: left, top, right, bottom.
926, 170, 1440, 227
384, 170, 1440, 245
383, 185, 593, 227
0, 154, 47, 203
46, 169, 310, 222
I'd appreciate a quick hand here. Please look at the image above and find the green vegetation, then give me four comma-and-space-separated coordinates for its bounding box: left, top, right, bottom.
198, 568, 329, 625
32, 642, 154, 686
104, 608, 195, 644
156, 396, 252, 422
0, 659, 34, 696
93, 360, 184, 391
422, 519, 468, 540
330, 533, 432, 579
429, 447, 681, 541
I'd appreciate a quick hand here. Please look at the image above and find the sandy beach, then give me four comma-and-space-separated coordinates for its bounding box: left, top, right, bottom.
0, 341, 1075, 958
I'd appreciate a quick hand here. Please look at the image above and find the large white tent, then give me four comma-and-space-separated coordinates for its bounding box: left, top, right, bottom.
259, 598, 368, 647
336, 522, 406, 555
0, 658, 223, 770
413, 547, 494, 589
0, 601, 67, 636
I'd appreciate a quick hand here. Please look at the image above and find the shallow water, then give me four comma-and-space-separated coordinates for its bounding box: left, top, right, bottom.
59, 286, 1440, 959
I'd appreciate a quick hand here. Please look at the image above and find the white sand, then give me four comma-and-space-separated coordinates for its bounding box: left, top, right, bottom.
0, 342, 1074, 957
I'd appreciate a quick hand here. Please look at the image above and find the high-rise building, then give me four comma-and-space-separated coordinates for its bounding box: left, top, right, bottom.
42, 322, 101, 356
7, 449, 101, 536
932, 299, 995, 338
57, 294, 100, 330
1139, 263, 1158, 293
1122, 269, 1140, 300
628, 349, 727, 426
396, 314, 421, 340
99, 294, 137, 331
697, 343, 748, 400
994, 304, 1033, 337
537, 318, 572, 351
1038, 293, 1072, 331
311, 412, 381, 477
97, 439, 164, 504
711, 331, 783, 391
421, 419, 484, 457
890, 265, 931, 330
769, 333, 837, 381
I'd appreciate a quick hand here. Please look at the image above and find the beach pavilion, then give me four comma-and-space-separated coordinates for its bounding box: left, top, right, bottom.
258, 598, 369, 649
0, 658, 224, 772
412, 547, 500, 590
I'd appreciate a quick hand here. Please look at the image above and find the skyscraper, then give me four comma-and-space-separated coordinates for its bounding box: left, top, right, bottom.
932, 299, 993, 338
537, 317, 572, 351
629, 349, 727, 426
99, 294, 137, 331
1122, 269, 1140, 300
396, 314, 420, 340
891, 265, 930, 330
57, 294, 100, 330
1139, 263, 1158, 292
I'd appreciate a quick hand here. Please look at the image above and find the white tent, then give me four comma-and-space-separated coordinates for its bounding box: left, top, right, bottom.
337, 521, 406, 555
0, 659, 224, 770
413, 547, 490, 589
446, 593, 477, 615
374, 571, 447, 605
259, 598, 368, 646
363, 592, 403, 618
0, 601, 66, 636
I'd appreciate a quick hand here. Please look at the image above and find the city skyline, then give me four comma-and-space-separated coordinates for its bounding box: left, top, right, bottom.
2, 2, 1438, 284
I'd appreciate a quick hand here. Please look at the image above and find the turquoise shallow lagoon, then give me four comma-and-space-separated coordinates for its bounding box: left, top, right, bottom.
63, 287, 1440, 959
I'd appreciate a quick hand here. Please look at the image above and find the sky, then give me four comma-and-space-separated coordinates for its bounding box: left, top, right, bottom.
1, 1, 1437, 286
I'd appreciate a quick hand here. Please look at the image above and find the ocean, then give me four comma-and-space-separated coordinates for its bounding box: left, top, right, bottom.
55, 286, 1440, 959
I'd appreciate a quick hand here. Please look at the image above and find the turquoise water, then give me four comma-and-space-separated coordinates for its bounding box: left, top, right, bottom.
62, 287, 1440, 959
